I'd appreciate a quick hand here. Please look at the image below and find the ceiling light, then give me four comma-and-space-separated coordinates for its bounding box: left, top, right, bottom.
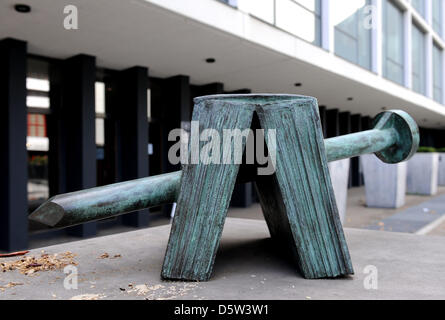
205, 58, 216, 63
14, 4, 31, 13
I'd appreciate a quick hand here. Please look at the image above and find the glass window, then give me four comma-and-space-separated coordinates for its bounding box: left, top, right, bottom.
27, 96, 50, 108
275, 0, 321, 45
95, 82, 106, 146
433, 0, 443, 36
238, 0, 275, 24
383, 0, 404, 85
95, 82, 105, 114
433, 44, 443, 103
28, 114, 47, 137
27, 78, 50, 92
26, 58, 50, 205
27, 59, 50, 110
218, 0, 238, 6
411, 0, 425, 18
95, 118, 105, 146
333, 0, 372, 69
412, 24, 426, 95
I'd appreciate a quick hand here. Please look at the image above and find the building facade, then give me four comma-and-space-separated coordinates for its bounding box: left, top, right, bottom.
1, 0, 445, 251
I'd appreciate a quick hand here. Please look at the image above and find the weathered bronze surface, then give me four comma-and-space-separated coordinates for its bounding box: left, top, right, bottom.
29, 94, 419, 282
30, 172, 180, 228
29, 108, 419, 230
325, 110, 419, 163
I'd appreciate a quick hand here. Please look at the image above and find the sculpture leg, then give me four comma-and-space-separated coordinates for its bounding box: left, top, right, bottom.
161, 99, 255, 281
255, 100, 354, 279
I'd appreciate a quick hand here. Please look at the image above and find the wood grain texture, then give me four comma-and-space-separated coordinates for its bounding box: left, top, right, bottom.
255, 97, 354, 278
162, 94, 353, 281
161, 97, 255, 281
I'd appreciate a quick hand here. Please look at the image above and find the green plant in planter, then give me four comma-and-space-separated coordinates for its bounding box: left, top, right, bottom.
417, 146, 437, 153
435, 147, 445, 153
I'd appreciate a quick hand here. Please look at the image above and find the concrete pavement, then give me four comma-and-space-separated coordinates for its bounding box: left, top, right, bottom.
2, 218, 445, 300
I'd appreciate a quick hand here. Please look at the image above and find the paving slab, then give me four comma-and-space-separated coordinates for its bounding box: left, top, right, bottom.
1, 218, 445, 300
365, 194, 445, 233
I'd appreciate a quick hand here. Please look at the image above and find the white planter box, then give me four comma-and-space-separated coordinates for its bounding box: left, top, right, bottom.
361, 154, 407, 208
439, 153, 445, 186
328, 158, 350, 224
407, 153, 439, 196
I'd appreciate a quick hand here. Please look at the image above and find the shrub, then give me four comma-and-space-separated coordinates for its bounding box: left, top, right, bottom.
417, 146, 437, 153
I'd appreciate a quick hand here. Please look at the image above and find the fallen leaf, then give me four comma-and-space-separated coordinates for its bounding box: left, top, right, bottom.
0, 251, 77, 276
0, 250, 29, 258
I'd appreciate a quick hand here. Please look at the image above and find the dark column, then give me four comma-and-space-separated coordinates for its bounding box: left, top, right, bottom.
226, 89, 254, 208
0, 38, 28, 251
226, 88, 251, 94
361, 116, 372, 131
350, 114, 363, 187
162, 76, 192, 173
319, 106, 327, 137
147, 77, 163, 177
419, 128, 445, 148
160, 76, 191, 217
432, 129, 445, 148
351, 114, 362, 133
339, 112, 352, 187
116, 67, 150, 227
60, 55, 97, 237
326, 109, 340, 138
193, 82, 224, 98
419, 128, 433, 147
48, 58, 68, 197
339, 111, 351, 135
103, 76, 119, 186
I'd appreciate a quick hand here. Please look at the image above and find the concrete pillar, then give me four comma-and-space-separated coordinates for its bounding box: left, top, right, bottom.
0, 38, 28, 251
326, 109, 340, 138
350, 114, 363, 187
60, 54, 97, 237
117, 67, 150, 227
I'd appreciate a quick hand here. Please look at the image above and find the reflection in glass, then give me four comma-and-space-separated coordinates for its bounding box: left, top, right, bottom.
433, 0, 443, 37
275, 0, 321, 45
412, 24, 426, 95
383, 0, 404, 85
433, 44, 443, 103
411, 0, 425, 18
238, 0, 275, 24
333, 0, 371, 69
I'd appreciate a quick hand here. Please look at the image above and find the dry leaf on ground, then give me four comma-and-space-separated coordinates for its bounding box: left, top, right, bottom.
0, 251, 29, 258
0, 251, 77, 275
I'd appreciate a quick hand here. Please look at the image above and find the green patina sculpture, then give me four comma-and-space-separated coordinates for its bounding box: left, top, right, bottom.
30, 94, 419, 282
